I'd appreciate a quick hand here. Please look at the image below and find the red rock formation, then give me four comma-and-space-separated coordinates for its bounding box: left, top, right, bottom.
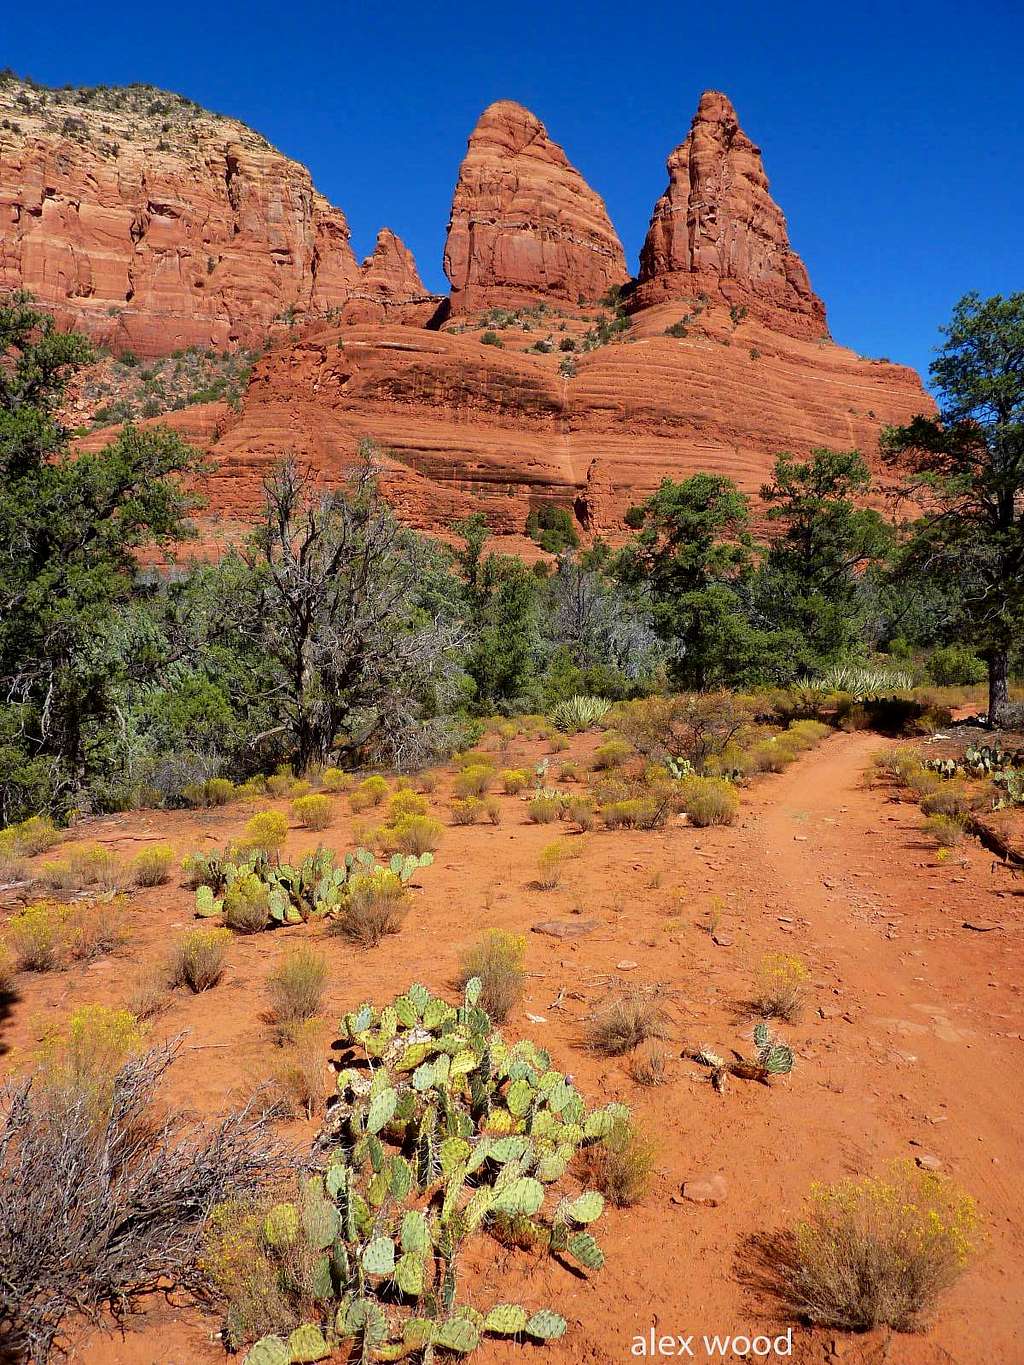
123, 301, 931, 553
0, 75, 409, 355
443, 101, 628, 314
632, 91, 827, 338
340, 229, 440, 325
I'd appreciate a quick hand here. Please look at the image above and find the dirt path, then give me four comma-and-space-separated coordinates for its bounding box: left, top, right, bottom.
7, 729, 1023, 1365
723, 731, 1024, 1363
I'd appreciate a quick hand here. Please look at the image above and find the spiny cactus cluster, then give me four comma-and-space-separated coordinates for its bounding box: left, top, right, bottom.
691, 1021, 795, 1095
550, 695, 612, 734
242, 979, 619, 1363
194, 847, 433, 930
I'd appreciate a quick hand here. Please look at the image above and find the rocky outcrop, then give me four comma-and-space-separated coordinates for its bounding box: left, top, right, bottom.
0, 74, 392, 355
121, 302, 931, 553
341, 229, 440, 325
632, 91, 827, 338
443, 101, 628, 314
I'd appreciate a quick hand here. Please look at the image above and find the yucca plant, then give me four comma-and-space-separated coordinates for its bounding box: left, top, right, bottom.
550, 695, 612, 734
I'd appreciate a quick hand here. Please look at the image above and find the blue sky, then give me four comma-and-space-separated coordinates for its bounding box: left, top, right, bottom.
6, 0, 1022, 384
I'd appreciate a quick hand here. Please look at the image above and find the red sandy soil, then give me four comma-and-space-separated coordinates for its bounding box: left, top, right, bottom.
2, 729, 1022, 1365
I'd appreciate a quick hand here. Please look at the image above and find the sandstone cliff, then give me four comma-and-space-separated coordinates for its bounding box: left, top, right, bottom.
0, 73, 428, 355
443, 100, 629, 314
632, 91, 827, 338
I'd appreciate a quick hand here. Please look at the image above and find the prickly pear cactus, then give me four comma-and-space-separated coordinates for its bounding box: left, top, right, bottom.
225, 978, 620, 1361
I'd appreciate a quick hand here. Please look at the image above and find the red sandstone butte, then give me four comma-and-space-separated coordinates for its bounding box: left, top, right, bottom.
632, 90, 827, 339
443, 100, 629, 314
0, 75, 428, 355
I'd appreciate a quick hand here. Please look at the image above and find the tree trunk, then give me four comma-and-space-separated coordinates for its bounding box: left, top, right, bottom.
988, 647, 1010, 728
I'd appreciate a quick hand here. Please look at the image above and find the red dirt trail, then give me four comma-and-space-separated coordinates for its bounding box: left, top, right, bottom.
4, 730, 1022, 1365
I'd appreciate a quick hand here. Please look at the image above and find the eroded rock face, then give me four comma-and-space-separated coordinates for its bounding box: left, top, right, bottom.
341, 229, 440, 325
443, 100, 629, 314
106, 302, 930, 553
0, 76, 371, 355
633, 91, 827, 338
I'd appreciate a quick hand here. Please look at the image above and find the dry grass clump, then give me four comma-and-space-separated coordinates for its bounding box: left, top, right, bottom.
291, 793, 333, 830
455, 929, 526, 1023
453, 763, 494, 798
483, 796, 503, 825
679, 776, 739, 827
381, 813, 443, 855
64, 900, 128, 963
267, 947, 328, 1034
183, 777, 236, 807
349, 775, 390, 812
600, 796, 667, 830
922, 813, 964, 847
0, 942, 14, 996
330, 869, 407, 946
751, 735, 801, 773
919, 784, 972, 818
528, 793, 563, 824
131, 843, 175, 886
450, 796, 484, 826
556, 761, 583, 782
40, 843, 123, 892
418, 770, 440, 794
272, 1018, 330, 1118
873, 747, 923, 785
772, 1162, 979, 1331
563, 797, 596, 831
125, 966, 172, 1020
788, 719, 831, 745
586, 991, 667, 1056
628, 1040, 671, 1087
536, 839, 573, 890
453, 749, 494, 769
576, 1117, 655, 1207
501, 768, 529, 794
167, 927, 231, 992
754, 952, 810, 1021
7, 902, 68, 971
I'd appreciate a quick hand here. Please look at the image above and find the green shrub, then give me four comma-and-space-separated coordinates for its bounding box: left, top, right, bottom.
321, 767, 352, 793
453, 764, 494, 798
7, 902, 67, 971
679, 777, 739, 827
450, 797, 484, 826
528, 794, 562, 824
349, 775, 390, 812
223, 872, 271, 934
926, 646, 987, 687
381, 814, 443, 855
238, 810, 288, 855
592, 738, 631, 771
502, 768, 529, 794
132, 843, 175, 887
291, 794, 332, 830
